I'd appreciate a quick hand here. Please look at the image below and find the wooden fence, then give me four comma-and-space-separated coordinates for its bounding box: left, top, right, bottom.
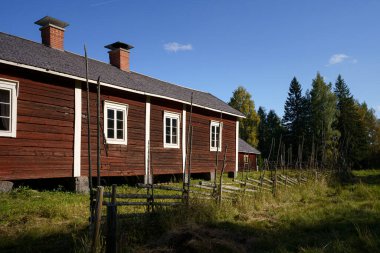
90, 171, 310, 253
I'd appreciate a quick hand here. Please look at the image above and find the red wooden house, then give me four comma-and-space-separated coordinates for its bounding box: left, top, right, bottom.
0, 17, 244, 190
238, 138, 261, 171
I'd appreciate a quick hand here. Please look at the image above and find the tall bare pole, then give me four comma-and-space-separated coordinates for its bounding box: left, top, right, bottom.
183, 93, 194, 203
214, 111, 222, 187
84, 45, 94, 222
187, 93, 194, 191
96, 77, 101, 187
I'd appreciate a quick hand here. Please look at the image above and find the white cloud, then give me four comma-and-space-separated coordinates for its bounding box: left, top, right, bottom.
90, 0, 119, 7
164, 42, 193, 53
326, 54, 357, 66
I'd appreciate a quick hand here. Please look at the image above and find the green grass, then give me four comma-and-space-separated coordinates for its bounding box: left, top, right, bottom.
1, 170, 380, 253
0, 187, 89, 253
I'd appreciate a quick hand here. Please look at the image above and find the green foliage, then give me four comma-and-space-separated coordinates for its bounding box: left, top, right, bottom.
283, 77, 309, 149
258, 107, 284, 158
356, 103, 380, 168
310, 73, 339, 166
334, 75, 367, 170
228, 86, 260, 147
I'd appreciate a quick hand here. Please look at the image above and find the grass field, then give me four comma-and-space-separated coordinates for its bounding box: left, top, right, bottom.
0, 170, 379, 253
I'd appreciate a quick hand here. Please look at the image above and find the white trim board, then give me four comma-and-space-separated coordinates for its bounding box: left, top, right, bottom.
73, 81, 82, 177
0, 59, 244, 118
182, 106, 186, 174
145, 97, 151, 184
235, 120, 239, 175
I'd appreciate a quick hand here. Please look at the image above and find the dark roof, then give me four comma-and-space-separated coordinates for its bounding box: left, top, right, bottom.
0, 32, 244, 117
239, 138, 261, 154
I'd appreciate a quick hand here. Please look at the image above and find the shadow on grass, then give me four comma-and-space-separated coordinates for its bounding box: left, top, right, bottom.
0, 227, 88, 253
119, 207, 380, 253
355, 174, 380, 185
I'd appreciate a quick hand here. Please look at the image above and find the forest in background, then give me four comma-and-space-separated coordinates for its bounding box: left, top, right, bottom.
229, 73, 380, 170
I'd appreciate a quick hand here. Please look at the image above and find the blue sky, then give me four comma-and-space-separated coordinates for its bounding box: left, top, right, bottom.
1, 0, 379, 117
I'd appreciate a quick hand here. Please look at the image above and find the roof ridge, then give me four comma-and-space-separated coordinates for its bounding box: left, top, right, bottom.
0, 32, 112, 66
131, 71, 210, 95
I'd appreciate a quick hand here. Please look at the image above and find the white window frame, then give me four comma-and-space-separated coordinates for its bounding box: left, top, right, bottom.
244, 154, 249, 164
210, 120, 222, 151
0, 79, 18, 138
104, 101, 128, 145
163, 111, 180, 149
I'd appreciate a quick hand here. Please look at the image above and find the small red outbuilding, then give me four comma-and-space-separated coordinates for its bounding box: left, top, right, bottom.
238, 138, 261, 172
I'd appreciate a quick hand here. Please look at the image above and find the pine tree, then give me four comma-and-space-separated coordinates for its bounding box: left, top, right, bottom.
356, 102, 378, 168
334, 75, 364, 169
267, 110, 283, 145
229, 86, 260, 147
257, 107, 283, 159
257, 106, 269, 157
282, 77, 307, 151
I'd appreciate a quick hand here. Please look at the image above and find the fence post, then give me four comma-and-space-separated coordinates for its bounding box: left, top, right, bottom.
92, 186, 104, 253
106, 184, 117, 253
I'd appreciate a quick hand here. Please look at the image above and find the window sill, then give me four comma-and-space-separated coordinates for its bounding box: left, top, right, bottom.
105, 139, 127, 145
164, 144, 180, 149
0, 132, 16, 138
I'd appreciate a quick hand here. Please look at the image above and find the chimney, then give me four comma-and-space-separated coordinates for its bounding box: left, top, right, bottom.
35, 16, 69, 50
105, 42, 134, 72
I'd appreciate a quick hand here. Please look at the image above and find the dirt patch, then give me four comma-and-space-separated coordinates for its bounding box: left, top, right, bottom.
138, 224, 251, 253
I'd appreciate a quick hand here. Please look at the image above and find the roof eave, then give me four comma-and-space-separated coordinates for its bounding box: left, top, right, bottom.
0, 58, 246, 118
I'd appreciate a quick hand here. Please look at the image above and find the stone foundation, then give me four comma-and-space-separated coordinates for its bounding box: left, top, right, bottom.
74, 176, 89, 194
0, 181, 13, 193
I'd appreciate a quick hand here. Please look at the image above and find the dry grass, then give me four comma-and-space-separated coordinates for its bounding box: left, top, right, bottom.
1, 170, 380, 253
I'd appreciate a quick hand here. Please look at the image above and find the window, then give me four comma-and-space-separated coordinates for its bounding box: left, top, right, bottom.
104, 101, 128, 145
244, 154, 249, 164
210, 121, 222, 151
163, 111, 180, 148
0, 79, 17, 138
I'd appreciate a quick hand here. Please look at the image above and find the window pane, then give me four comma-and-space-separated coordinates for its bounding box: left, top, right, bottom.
165, 116, 171, 144
117, 110, 123, 121
0, 117, 10, 131
117, 130, 123, 139
172, 118, 177, 128
108, 118, 114, 128
211, 126, 215, 147
0, 104, 10, 117
0, 89, 10, 103
108, 128, 114, 139
117, 120, 123, 131
216, 125, 220, 148
107, 109, 114, 119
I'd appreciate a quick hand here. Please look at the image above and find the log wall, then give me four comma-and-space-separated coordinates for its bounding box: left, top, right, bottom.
238, 153, 257, 171
0, 64, 238, 180
0, 64, 75, 180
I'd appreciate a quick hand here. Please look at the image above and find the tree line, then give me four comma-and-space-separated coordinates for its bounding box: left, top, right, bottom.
229, 73, 380, 170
